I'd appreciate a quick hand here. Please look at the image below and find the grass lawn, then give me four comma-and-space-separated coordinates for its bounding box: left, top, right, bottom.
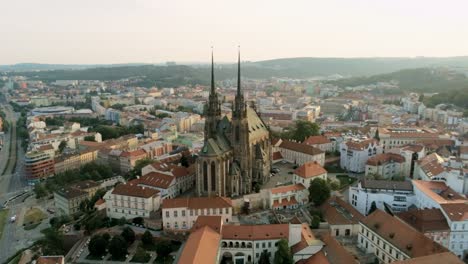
0, 209, 9, 238
24, 207, 47, 225
336, 175, 356, 188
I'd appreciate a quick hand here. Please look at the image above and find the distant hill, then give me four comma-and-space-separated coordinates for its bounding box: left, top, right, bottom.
4, 56, 468, 88
326, 68, 468, 93
0, 63, 152, 72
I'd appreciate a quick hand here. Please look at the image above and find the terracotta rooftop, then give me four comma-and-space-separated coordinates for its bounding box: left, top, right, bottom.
361, 179, 413, 191
272, 151, 283, 161
36, 256, 65, 264
401, 144, 424, 153
111, 183, 160, 198
55, 187, 87, 199
177, 226, 220, 264
304, 135, 331, 145
120, 149, 147, 158
270, 183, 306, 194
191, 215, 223, 234
361, 210, 448, 258
294, 161, 327, 179
221, 224, 289, 240
71, 180, 100, 190
321, 196, 364, 225
392, 252, 463, 264
440, 203, 468, 221
366, 153, 405, 166
279, 140, 324, 156
321, 233, 357, 264
395, 208, 450, 233
162, 197, 232, 209
37, 144, 54, 151
136, 172, 174, 189
412, 180, 466, 205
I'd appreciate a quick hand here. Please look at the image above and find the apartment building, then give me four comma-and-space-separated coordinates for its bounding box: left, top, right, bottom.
321, 196, 365, 237
269, 184, 308, 210
358, 210, 448, 263
24, 150, 55, 183
365, 153, 405, 179
387, 144, 426, 178
349, 179, 415, 215
54, 180, 100, 215
162, 197, 233, 231
340, 139, 383, 173
104, 183, 161, 219
440, 203, 468, 259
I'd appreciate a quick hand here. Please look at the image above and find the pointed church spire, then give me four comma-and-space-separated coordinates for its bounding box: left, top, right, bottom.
237, 46, 241, 96
211, 47, 215, 95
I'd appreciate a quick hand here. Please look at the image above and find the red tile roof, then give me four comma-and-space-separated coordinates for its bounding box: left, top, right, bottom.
321, 196, 364, 225
162, 197, 232, 209
440, 203, 468, 221
136, 172, 175, 189
271, 183, 306, 194
294, 161, 327, 179
272, 197, 298, 208
345, 139, 379, 151
361, 210, 448, 258
304, 136, 331, 145
272, 151, 283, 160
412, 180, 467, 205
279, 140, 324, 156
221, 224, 289, 240
366, 153, 405, 166
177, 226, 220, 264
111, 183, 160, 198
392, 252, 463, 264
395, 208, 450, 233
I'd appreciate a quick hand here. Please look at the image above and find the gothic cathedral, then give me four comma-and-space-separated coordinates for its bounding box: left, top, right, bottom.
196, 51, 272, 197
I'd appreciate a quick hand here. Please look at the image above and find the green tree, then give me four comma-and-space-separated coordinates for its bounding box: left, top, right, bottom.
40, 228, 65, 255
108, 235, 128, 260
84, 135, 95, 142
274, 239, 293, 264
121, 226, 136, 245
308, 178, 331, 206
58, 140, 67, 153
310, 215, 321, 229
88, 235, 108, 257
179, 155, 189, 168
155, 240, 173, 259
259, 250, 271, 264
368, 201, 377, 215
34, 183, 48, 198
141, 230, 154, 246
283, 120, 320, 142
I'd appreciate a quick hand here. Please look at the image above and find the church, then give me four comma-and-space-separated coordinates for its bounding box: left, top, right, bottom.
196, 52, 272, 197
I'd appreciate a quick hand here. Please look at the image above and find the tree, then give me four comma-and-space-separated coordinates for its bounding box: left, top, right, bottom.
155, 240, 173, 259
108, 235, 128, 260
310, 215, 321, 229
283, 120, 320, 142
308, 178, 331, 206
274, 239, 293, 264
368, 201, 377, 215
259, 250, 271, 264
88, 235, 108, 257
40, 228, 65, 255
34, 183, 48, 199
84, 135, 95, 142
179, 155, 189, 168
141, 230, 154, 246
58, 140, 67, 153
102, 232, 111, 242
118, 217, 127, 226
128, 158, 154, 179
121, 226, 136, 245
374, 129, 380, 141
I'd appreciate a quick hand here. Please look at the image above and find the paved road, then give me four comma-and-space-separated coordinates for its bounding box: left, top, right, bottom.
0, 86, 29, 263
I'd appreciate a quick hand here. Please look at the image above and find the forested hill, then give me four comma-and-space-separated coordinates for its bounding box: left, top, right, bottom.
5, 56, 468, 86
326, 68, 468, 93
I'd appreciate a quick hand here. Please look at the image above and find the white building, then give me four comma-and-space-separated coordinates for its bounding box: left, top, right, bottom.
292, 161, 327, 189
340, 139, 382, 173
162, 197, 233, 231
440, 203, 468, 259
358, 209, 449, 263
303, 135, 334, 152
349, 179, 415, 215
104, 183, 161, 219
274, 139, 325, 166
365, 153, 405, 179
412, 180, 467, 210
269, 184, 308, 210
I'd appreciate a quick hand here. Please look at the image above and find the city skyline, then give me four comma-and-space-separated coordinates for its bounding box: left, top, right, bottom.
1, 0, 468, 64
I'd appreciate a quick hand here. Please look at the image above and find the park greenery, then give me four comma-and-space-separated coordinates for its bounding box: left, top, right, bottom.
274, 239, 293, 264
90, 123, 144, 140
275, 120, 320, 142
308, 178, 331, 206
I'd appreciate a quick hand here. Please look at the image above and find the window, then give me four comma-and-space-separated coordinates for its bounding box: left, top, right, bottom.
203, 161, 208, 192
174, 211, 178, 217
219, 208, 222, 214
165, 211, 169, 217
268, 242, 271, 247
182, 210, 185, 217
195, 209, 198, 216
211, 162, 216, 191
256, 243, 259, 248
225, 208, 229, 214
212, 208, 216, 215
396, 253, 399, 259
262, 242, 266, 248
190, 210, 193, 216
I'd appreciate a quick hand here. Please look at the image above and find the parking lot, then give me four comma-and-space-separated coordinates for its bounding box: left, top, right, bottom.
262, 161, 297, 189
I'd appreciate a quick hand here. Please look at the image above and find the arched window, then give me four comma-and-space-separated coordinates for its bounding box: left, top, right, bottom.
211, 162, 216, 191
203, 161, 208, 192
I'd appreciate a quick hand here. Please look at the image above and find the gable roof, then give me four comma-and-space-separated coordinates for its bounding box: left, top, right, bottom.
321, 196, 364, 225
366, 153, 405, 166
304, 136, 331, 145
162, 197, 232, 209
440, 203, 468, 221
111, 183, 160, 198
392, 252, 463, 264
294, 161, 327, 179
345, 139, 379, 151
361, 210, 448, 258
136, 172, 175, 189
177, 226, 220, 264
271, 183, 306, 194
412, 180, 467, 205
279, 140, 324, 156
221, 224, 289, 240
395, 208, 450, 232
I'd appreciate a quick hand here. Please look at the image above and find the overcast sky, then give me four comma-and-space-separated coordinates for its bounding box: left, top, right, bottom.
1, 0, 468, 64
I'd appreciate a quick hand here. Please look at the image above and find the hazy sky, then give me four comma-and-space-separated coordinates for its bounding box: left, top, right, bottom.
1, 0, 468, 64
